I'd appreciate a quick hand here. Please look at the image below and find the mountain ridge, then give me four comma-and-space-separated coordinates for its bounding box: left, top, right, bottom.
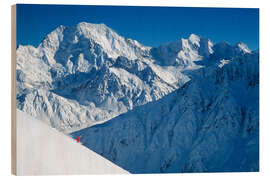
16, 22, 256, 134
71, 50, 259, 173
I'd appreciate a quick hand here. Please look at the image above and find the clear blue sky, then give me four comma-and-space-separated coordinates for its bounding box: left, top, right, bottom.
16, 4, 259, 50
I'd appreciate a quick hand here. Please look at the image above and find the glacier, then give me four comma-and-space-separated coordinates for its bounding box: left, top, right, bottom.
16, 22, 259, 173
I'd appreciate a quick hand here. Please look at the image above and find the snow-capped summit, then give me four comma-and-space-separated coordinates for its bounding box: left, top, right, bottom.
38, 22, 150, 69
75, 22, 149, 59
188, 33, 201, 45
235, 42, 251, 54
189, 34, 214, 57
151, 34, 213, 68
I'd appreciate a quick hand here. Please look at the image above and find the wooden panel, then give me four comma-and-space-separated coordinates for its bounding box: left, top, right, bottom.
11, 4, 17, 175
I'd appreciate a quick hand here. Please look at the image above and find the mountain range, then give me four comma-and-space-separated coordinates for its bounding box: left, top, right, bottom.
16, 22, 259, 173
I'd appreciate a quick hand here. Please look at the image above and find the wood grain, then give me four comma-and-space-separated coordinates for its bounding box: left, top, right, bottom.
11, 4, 17, 175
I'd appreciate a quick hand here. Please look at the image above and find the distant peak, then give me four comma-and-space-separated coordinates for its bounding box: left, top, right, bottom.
189, 33, 200, 40
235, 42, 251, 53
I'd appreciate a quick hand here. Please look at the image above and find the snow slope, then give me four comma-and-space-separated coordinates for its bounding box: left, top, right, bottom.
71, 51, 259, 173
16, 110, 129, 175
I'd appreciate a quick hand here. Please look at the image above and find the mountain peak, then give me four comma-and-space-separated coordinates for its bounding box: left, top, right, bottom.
76, 22, 111, 33
188, 33, 200, 44
37, 22, 151, 65
235, 42, 251, 54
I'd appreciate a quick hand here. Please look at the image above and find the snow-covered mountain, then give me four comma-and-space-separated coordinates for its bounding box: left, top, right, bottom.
151, 34, 213, 68
16, 22, 259, 173
17, 22, 190, 133
71, 50, 259, 173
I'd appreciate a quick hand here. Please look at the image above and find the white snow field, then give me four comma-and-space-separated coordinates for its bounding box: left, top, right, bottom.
16, 110, 129, 175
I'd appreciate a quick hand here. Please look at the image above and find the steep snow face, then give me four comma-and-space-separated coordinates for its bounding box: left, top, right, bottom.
17, 110, 129, 175
71, 51, 259, 173
16, 22, 188, 133
16, 45, 52, 90
52, 56, 182, 109
151, 34, 213, 68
